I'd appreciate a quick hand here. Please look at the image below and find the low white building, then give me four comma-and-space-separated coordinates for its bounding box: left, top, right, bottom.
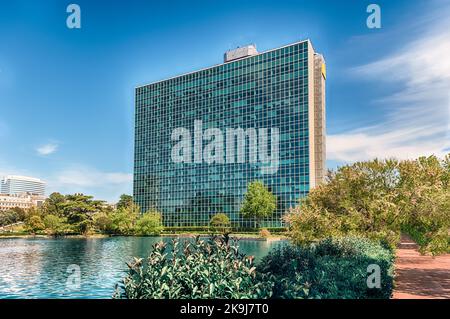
0, 193, 46, 212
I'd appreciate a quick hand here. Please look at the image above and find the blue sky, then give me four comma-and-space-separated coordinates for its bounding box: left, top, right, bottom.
1, 0, 449, 202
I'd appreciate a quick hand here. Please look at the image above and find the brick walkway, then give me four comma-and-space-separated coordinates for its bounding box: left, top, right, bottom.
393, 235, 450, 299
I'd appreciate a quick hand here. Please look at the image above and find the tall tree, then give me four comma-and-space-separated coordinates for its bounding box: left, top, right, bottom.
42, 192, 66, 216
117, 194, 134, 210
61, 194, 105, 234
240, 181, 277, 228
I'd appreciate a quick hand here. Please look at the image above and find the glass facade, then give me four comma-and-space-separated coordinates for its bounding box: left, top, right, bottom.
134, 40, 325, 227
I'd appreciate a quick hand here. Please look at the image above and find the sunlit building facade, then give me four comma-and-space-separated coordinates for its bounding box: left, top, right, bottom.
134, 40, 326, 227
0, 175, 46, 196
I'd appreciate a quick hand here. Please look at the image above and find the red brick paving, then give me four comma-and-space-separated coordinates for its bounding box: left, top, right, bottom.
393, 235, 450, 299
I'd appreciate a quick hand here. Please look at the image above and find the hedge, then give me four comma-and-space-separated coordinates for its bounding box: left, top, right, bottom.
258, 237, 395, 299
162, 226, 287, 234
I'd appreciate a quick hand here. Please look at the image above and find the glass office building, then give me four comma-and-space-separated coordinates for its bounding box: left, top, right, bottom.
134, 40, 326, 227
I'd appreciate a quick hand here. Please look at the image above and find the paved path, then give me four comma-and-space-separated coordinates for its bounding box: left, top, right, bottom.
393, 235, 450, 299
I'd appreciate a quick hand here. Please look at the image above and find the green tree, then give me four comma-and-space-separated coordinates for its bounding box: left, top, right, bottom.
60, 194, 105, 235
397, 155, 450, 254
209, 213, 231, 233
117, 194, 133, 210
134, 210, 163, 236
240, 181, 277, 228
42, 192, 66, 217
43, 214, 67, 236
94, 211, 113, 233
286, 155, 450, 255
26, 215, 45, 233
110, 204, 140, 235
0, 210, 21, 226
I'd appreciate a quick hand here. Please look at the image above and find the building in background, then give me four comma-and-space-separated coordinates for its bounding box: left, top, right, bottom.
0, 193, 45, 212
0, 175, 46, 196
134, 39, 326, 227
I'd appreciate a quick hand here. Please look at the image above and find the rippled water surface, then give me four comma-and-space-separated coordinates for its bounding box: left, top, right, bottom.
0, 237, 285, 299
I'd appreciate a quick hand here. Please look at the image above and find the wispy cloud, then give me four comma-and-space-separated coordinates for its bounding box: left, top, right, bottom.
47, 166, 133, 202
54, 167, 132, 188
329, 3, 450, 164
36, 143, 59, 156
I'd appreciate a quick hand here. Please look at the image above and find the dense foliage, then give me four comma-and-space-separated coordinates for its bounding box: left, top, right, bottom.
286, 155, 450, 255
240, 181, 277, 228
134, 211, 164, 236
209, 213, 231, 233
114, 237, 273, 299
2, 193, 164, 236
0, 208, 24, 226
259, 237, 395, 299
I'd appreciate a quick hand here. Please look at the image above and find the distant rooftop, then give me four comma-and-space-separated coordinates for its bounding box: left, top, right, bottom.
1, 175, 46, 183
224, 44, 258, 62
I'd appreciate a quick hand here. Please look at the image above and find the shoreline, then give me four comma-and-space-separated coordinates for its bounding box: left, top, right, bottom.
0, 232, 288, 241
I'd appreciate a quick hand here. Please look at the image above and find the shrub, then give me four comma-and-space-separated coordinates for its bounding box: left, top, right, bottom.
94, 212, 113, 233
0, 210, 21, 226
26, 215, 45, 233
43, 214, 67, 236
209, 213, 231, 233
259, 228, 271, 238
114, 237, 273, 299
163, 226, 212, 233
134, 211, 163, 236
258, 237, 395, 299
109, 205, 139, 235
286, 155, 450, 255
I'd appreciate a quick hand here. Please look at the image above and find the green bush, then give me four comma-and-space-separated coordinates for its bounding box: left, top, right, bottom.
162, 226, 287, 234
209, 213, 231, 233
114, 237, 273, 299
258, 237, 395, 299
163, 226, 213, 233
43, 214, 68, 236
0, 210, 21, 226
25, 215, 45, 233
286, 155, 450, 255
402, 224, 450, 255
134, 211, 163, 236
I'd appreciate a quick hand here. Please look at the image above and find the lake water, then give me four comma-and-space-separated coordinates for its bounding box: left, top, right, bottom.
0, 236, 286, 299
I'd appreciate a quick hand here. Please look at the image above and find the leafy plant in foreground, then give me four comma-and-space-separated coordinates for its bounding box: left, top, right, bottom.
114, 237, 273, 299
258, 237, 395, 299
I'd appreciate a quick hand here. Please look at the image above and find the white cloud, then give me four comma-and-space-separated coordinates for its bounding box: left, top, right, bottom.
47, 166, 133, 202
54, 168, 132, 188
36, 143, 59, 156
330, 4, 450, 164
